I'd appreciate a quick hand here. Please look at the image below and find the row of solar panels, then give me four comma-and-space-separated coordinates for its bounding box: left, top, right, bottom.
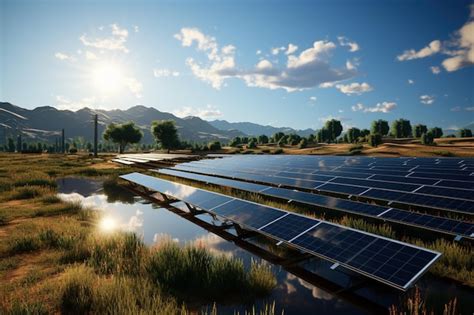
170, 162, 474, 215
157, 168, 474, 239
203, 155, 474, 169
190, 160, 474, 192
192, 157, 474, 182
120, 172, 441, 291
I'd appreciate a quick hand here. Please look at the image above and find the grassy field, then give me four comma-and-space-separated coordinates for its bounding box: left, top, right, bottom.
0, 154, 277, 314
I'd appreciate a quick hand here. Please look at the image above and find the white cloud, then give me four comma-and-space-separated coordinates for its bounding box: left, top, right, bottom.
124, 77, 143, 98
351, 101, 397, 113
337, 36, 360, 52
398, 6, 474, 72
285, 43, 298, 55
256, 50, 262, 55
153, 68, 180, 77
465, 106, 474, 111
133, 25, 139, 33
176, 28, 357, 91
173, 104, 222, 119
55, 95, 96, 111
55, 52, 75, 61
271, 46, 285, 55
335, 82, 373, 95
430, 66, 441, 74
408, 79, 415, 84
420, 95, 435, 105
309, 96, 317, 102
397, 40, 441, 61
80, 23, 129, 53
452, 105, 474, 112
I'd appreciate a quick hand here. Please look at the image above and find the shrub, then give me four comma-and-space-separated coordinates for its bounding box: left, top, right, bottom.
368, 133, 382, 147
458, 128, 472, 138
60, 265, 95, 315
207, 141, 221, 151
298, 138, 307, 149
69, 148, 78, 154
421, 132, 434, 145
247, 140, 257, 149
272, 148, 284, 154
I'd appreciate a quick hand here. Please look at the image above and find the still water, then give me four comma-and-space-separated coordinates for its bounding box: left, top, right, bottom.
56, 177, 473, 315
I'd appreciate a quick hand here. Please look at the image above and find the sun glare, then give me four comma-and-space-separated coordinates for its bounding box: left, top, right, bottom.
91, 62, 124, 94
99, 216, 118, 233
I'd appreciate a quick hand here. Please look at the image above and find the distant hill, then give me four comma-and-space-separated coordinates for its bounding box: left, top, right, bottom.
0, 102, 243, 143
209, 119, 316, 137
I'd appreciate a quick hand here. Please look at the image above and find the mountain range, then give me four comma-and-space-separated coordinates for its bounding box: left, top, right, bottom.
0, 102, 244, 144
1, 102, 471, 144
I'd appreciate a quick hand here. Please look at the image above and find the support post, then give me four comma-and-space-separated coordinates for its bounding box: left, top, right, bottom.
93, 114, 98, 157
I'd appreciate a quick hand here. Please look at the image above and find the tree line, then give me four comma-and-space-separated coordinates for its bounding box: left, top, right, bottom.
0, 118, 472, 153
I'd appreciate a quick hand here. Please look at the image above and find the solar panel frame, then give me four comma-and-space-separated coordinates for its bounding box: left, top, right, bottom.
120, 172, 442, 290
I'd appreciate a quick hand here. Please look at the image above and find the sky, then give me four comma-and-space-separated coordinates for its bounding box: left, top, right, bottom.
1, 0, 473, 131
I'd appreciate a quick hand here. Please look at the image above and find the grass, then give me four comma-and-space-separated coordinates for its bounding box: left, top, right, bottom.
389, 287, 458, 315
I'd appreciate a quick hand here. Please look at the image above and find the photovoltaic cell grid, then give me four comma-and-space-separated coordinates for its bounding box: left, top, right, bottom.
120, 172, 441, 290
157, 168, 474, 238
170, 157, 474, 215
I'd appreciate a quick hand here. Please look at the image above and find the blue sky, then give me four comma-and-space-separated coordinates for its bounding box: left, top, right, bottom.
1, 0, 473, 130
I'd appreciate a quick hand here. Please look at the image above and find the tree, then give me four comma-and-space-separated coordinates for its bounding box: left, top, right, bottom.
458, 128, 473, 138
247, 139, 257, 149
324, 119, 343, 143
421, 132, 434, 145
272, 132, 285, 143
413, 124, 428, 138
103, 122, 143, 154
258, 134, 269, 144
360, 129, 370, 137
391, 119, 412, 138
287, 134, 301, 145
208, 141, 221, 151
229, 137, 241, 147
299, 138, 308, 149
371, 120, 389, 136
308, 134, 316, 144
346, 128, 361, 143
368, 133, 382, 147
7, 138, 15, 152
429, 127, 443, 138
316, 128, 329, 143
150, 120, 179, 153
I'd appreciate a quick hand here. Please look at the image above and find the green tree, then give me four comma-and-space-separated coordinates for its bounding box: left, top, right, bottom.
258, 134, 269, 144
391, 119, 412, 138
150, 120, 179, 153
229, 137, 241, 147
299, 138, 308, 149
421, 132, 434, 145
413, 124, 428, 138
103, 122, 143, 154
371, 120, 389, 136
308, 134, 316, 144
368, 133, 382, 147
287, 134, 301, 145
429, 127, 443, 138
346, 128, 361, 143
247, 139, 257, 149
316, 128, 329, 143
272, 132, 285, 143
458, 128, 473, 138
324, 119, 343, 143
208, 141, 221, 151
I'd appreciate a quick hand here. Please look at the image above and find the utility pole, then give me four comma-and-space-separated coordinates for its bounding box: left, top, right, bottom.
94, 114, 98, 157
61, 129, 65, 153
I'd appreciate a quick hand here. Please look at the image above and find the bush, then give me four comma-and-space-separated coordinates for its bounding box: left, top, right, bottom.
247, 140, 257, 149
458, 128, 472, 138
60, 265, 95, 315
272, 148, 284, 154
298, 138, 307, 149
368, 133, 382, 147
421, 132, 434, 145
207, 141, 221, 151
69, 148, 78, 154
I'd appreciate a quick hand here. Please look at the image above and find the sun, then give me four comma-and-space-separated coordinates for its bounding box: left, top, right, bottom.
91, 61, 124, 94
99, 216, 118, 233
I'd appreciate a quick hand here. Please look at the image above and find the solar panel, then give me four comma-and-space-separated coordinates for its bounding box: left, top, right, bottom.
159, 168, 474, 238
120, 172, 441, 290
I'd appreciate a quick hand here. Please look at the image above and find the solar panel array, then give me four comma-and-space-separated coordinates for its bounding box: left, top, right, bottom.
120, 172, 441, 291
167, 156, 474, 216
157, 168, 474, 238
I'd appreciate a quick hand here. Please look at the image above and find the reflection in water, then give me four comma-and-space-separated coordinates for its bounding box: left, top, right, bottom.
56, 185, 366, 314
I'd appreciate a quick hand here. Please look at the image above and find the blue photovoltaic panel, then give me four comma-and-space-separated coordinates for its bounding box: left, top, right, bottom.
330, 177, 420, 192
120, 172, 441, 290
415, 186, 474, 201
158, 168, 474, 238
317, 183, 369, 195
260, 213, 319, 241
